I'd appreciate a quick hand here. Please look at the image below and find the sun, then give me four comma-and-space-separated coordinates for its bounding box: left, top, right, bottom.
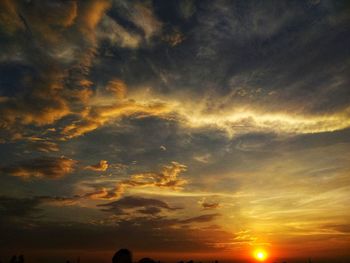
253, 249, 268, 261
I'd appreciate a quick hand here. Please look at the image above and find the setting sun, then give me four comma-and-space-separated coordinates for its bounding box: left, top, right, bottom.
254, 249, 268, 261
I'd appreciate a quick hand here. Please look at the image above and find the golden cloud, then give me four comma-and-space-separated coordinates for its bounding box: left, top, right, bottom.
131, 91, 350, 136
84, 160, 109, 172
61, 100, 171, 139
74, 162, 188, 201
128, 161, 188, 189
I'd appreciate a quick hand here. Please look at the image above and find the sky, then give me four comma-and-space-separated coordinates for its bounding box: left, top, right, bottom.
0, 0, 350, 262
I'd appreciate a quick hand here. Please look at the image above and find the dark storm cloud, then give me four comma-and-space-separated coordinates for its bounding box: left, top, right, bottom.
0, 195, 226, 252
98, 195, 182, 215
0, 214, 231, 252
0, 196, 42, 218
0, 156, 77, 179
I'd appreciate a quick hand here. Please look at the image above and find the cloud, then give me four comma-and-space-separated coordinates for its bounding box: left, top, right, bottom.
0, 0, 111, 141
61, 100, 171, 139
1, 0, 348, 144
178, 0, 196, 20
180, 213, 221, 224
193, 153, 211, 163
106, 79, 127, 99
98, 15, 142, 49
201, 202, 220, 210
127, 2, 162, 41
27, 139, 60, 153
158, 94, 350, 136
45, 162, 187, 204
0, 76, 71, 127
0, 157, 77, 180
98, 1, 162, 49
84, 160, 109, 172
125, 161, 187, 189
322, 224, 350, 234
162, 28, 185, 46
36, 195, 80, 207
2, 0, 347, 145
0, 214, 233, 253
0, 196, 42, 218
91, 90, 350, 140
137, 206, 162, 215
85, 161, 187, 200
98, 195, 181, 215
119, 212, 221, 227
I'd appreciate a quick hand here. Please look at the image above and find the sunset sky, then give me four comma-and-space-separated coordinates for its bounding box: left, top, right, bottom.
0, 1, 350, 263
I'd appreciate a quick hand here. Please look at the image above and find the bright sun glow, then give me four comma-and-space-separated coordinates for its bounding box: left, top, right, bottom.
253, 249, 268, 261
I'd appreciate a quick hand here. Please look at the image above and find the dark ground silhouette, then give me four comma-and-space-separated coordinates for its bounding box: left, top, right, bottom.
3, 249, 341, 263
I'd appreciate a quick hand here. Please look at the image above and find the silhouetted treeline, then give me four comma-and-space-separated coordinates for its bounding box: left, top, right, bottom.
7, 255, 24, 263
5, 250, 341, 263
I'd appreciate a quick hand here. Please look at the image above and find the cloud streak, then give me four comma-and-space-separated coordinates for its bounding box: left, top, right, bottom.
99, 195, 182, 215
0, 157, 77, 180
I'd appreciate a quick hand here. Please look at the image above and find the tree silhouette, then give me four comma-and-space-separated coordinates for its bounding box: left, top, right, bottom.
112, 249, 132, 263
9, 256, 16, 263
139, 258, 156, 263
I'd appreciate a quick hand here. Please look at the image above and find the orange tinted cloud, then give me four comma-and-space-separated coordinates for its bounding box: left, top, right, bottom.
74, 162, 188, 201
77, 0, 111, 33
0, 157, 77, 180
0, 0, 24, 35
106, 79, 127, 99
84, 160, 109, 172
128, 162, 188, 189
28, 140, 60, 153
0, 0, 111, 141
